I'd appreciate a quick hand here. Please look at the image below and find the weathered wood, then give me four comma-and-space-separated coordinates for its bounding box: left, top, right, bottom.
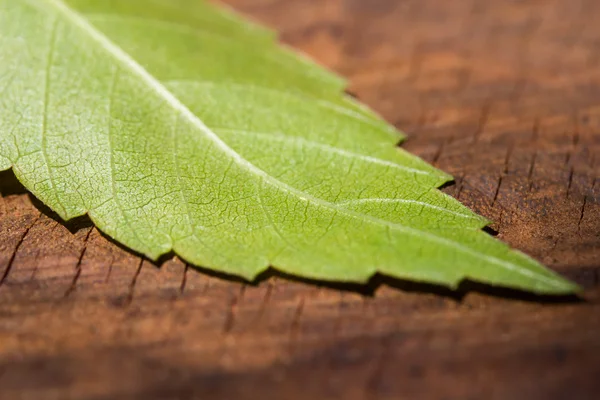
0, 0, 599, 399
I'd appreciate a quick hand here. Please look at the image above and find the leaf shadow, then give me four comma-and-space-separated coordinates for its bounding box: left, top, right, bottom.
0, 170, 93, 234
32, 198, 94, 234
185, 265, 582, 305
0, 169, 29, 196
0, 169, 583, 304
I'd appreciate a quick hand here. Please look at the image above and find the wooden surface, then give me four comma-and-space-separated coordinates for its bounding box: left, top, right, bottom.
1, 0, 599, 399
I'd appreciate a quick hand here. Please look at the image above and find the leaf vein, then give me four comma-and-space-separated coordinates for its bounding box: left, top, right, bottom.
336, 198, 480, 220
45, 0, 564, 289
214, 129, 432, 176
40, 17, 67, 216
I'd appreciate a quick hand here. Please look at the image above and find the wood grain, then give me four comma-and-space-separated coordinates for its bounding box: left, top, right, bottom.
1, 0, 599, 399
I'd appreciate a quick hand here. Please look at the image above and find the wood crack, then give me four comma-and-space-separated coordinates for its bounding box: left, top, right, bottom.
222, 285, 245, 334
64, 227, 93, 298
179, 263, 188, 295
123, 257, 144, 306
0, 213, 41, 288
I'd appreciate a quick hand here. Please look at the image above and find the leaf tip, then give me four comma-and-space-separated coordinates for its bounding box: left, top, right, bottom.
526, 272, 583, 296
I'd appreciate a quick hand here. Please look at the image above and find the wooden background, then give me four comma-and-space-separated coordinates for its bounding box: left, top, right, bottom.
1, 0, 599, 398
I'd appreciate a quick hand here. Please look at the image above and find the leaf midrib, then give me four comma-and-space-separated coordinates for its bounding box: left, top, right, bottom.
44, 0, 564, 289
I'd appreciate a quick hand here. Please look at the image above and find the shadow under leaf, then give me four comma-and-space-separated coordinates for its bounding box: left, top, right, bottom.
0, 169, 584, 304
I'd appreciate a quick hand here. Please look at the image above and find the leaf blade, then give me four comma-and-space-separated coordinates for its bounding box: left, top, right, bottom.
0, 0, 579, 295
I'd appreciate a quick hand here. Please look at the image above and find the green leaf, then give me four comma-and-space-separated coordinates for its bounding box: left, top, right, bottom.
0, 0, 579, 294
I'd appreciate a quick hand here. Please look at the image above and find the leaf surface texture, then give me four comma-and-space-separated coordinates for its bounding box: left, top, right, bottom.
0, 0, 578, 294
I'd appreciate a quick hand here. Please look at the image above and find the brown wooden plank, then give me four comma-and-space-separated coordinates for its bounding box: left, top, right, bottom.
0, 0, 599, 399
